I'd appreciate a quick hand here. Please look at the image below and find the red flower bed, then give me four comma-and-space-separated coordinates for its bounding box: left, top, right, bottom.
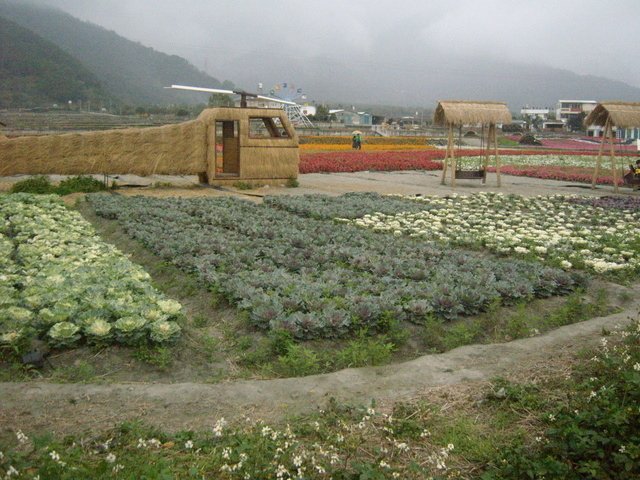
299, 151, 446, 173
488, 165, 620, 185
299, 150, 636, 175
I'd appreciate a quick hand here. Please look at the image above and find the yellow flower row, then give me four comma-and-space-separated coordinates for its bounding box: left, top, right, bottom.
299, 144, 435, 151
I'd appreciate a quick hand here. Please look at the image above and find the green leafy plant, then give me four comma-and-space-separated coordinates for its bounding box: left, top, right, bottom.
483, 320, 640, 479
285, 176, 299, 188
10, 175, 54, 194
10, 175, 106, 195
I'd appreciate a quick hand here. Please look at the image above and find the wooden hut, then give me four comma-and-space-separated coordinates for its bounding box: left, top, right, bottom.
584, 102, 640, 192
434, 100, 512, 187
197, 107, 298, 185
0, 108, 299, 186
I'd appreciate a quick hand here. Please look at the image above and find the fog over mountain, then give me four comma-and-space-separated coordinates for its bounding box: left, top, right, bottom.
16, 0, 640, 108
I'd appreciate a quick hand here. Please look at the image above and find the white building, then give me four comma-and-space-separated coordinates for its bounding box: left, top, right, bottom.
299, 105, 316, 117
520, 107, 550, 120
555, 100, 597, 124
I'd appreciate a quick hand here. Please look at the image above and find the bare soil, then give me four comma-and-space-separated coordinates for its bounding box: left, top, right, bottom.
1, 298, 638, 437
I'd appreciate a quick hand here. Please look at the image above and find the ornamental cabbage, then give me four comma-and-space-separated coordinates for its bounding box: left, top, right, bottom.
157, 299, 182, 316
48, 322, 81, 347
149, 320, 181, 343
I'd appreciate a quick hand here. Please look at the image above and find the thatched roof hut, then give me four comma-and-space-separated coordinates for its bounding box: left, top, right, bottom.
584, 101, 640, 128
584, 102, 640, 192
434, 100, 512, 188
434, 100, 512, 126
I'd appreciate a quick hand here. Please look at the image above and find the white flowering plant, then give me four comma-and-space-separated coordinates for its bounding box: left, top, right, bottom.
343, 192, 640, 278
0, 194, 182, 351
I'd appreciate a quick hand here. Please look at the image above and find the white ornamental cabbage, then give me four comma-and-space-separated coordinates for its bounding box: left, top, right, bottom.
48, 322, 81, 346
84, 319, 112, 338
157, 299, 182, 317
149, 320, 181, 343
0, 194, 183, 349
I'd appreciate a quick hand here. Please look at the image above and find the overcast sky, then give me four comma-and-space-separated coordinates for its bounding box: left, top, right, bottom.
33, 0, 640, 92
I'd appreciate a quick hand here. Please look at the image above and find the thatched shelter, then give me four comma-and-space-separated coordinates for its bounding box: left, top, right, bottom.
0, 107, 299, 186
585, 102, 640, 192
433, 101, 512, 187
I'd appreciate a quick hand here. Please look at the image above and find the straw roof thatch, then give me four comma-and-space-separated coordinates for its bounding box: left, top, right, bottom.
434, 100, 512, 126
584, 102, 640, 128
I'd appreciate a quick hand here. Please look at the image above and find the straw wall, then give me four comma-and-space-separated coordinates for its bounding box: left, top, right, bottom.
238, 146, 299, 179
0, 120, 207, 176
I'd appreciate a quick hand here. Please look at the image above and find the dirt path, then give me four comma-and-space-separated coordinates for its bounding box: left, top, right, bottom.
1, 298, 637, 437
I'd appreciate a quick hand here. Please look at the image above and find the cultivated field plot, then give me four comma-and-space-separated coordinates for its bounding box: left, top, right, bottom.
0, 194, 182, 351
334, 193, 640, 277
89, 193, 581, 339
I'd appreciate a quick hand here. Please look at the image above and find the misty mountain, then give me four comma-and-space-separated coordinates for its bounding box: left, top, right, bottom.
219, 49, 640, 110
0, 15, 110, 108
0, 0, 233, 106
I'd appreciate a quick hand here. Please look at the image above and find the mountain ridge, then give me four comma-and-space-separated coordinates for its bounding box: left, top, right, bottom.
0, 0, 233, 106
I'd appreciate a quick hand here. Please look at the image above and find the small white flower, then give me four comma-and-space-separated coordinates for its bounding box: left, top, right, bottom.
213, 418, 227, 437
184, 440, 193, 450
15, 430, 28, 444
105, 452, 116, 463
6, 465, 19, 477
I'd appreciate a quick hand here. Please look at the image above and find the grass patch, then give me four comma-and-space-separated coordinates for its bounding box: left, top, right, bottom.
232, 181, 264, 190
10, 175, 107, 195
2, 318, 638, 478
285, 176, 299, 188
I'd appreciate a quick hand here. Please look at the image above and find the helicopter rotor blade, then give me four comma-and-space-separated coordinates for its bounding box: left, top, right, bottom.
167, 84, 236, 95
256, 95, 297, 106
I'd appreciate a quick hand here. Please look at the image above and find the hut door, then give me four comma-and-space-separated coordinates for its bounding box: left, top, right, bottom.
215, 121, 239, 176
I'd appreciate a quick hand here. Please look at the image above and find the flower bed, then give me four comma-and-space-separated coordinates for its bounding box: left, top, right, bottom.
344, 193, 640, 276
89, 194, 580, 339
490, 165, 619, 185
299, 150, 639, 178
566, 195, 640, 210
299, 136, 429, 145
300, 143, 433, 151
264, 192, 441, 220
0, 194, 182, 350
299, 151, 444, 173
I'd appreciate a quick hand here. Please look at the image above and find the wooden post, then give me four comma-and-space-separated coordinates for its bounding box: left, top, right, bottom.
592, 118, 609, 189
609, 122, 618, 193
482, 123, 489, 184
491, 124, 501, 187
451, 124, 457, 188
441, 123, 451, 185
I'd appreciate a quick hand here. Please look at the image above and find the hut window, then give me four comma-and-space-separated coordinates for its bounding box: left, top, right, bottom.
249, 117, 290, 138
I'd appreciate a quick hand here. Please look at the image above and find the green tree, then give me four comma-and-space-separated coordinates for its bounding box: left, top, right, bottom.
208, 93, 234, 107
311, 104, 331, 122
567, 112, 586, 132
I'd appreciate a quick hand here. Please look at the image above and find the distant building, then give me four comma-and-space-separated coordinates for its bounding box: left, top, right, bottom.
520, 107, 550, 120
542, 120, 565, 132
334, 111, 373, 126
555, 100, 597, 124
299, 105, 316, 117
